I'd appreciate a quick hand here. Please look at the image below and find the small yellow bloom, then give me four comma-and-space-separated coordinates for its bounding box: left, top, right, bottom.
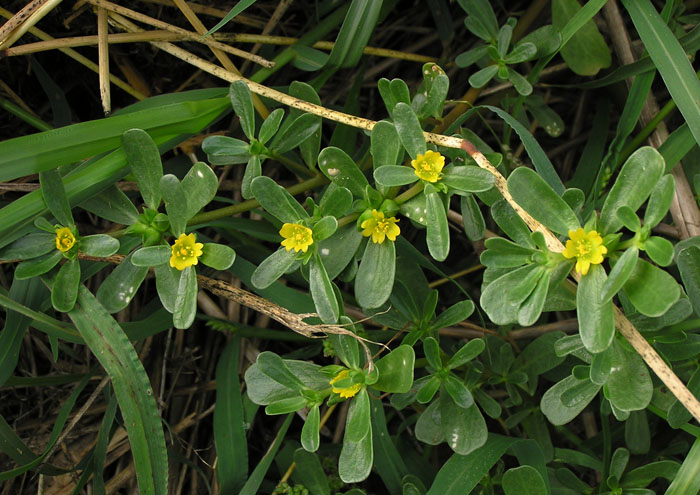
55, 227, 76, 253
361, 210, 400, 244
329, 369, 361, 399
411, 150, 445, 183
562, 228, 607, 275
280, 223, 313, 253
170, 233, 203, 271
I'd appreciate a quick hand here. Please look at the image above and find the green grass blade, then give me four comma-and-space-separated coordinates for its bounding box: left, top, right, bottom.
201, 0, 257, 38
623, 0, 700, 148
665, 436, 700, 495
0, 290, 82, 344
67, 286, 168, 495
0, 278, 46, 385
239, 414, 293, 495
214, 337, 248, 493
0, 97, 228, 182
92, 393, 119, 495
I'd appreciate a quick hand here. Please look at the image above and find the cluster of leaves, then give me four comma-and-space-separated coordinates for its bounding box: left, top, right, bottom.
3, 0, 700, 494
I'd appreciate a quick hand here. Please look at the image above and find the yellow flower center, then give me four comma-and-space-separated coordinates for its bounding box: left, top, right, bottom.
411, 150, 445, 183
329, 369, 362, 399
170, 233, 204, 271
279, 223, 314, 253
561, 227, 607, 275
55, 227, 76, 253
361, 210, 400, 244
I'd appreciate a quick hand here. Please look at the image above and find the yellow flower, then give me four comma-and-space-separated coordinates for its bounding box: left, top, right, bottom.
170, 233, 203, 271
562, 227, 607, 275
55, 227, 76, 253
280, 223, 314, 253
330, 369, 361, 399
411, 150, 445, 183
361, 210, 400, 244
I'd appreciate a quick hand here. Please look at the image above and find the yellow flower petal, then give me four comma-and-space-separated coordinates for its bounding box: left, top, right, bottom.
170, 233, 203, 271
55, 227, 76, 253
279, 223, 313, 253
411, 150, 445, 183
360, 210, 400, 244
563, 228, 606, 275
329, 369, 362, 399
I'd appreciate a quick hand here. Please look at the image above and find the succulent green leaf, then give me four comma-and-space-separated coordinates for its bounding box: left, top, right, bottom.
507, 167, 579, 236
642, 236, 674, 267
318, 147, 370, 197
311, 216, 338, 242
502, 466, 547, 495
251, 248, 298, 289
600, 247, 638, 302
338, 399, 373, 483
181, 162, 218, 219
256, 351, 307, 392
490, 200, 536, 248
644, 175, 674, 228
251, 176, 309, 223
469, 65, 498, 88
154, 264, 181, 313
0, 233, 55, 261
372, 345, 415, 393
615, 205, 641, 232
480, 264, 543, 325
518, 269, 551, 327
51, 258, 80, 312
444, 375, 473, 409
448, 339, 485, 369
131, 245, 171, 267
541, 375, 600, 425
426, 190, 449, 261
374, 165, 417, 187
355, 239, 396, 309
173, 266, 198, 329
309, 254, 339, 323
431, 300, 475, 330
201, 136, 251, 165
270, 113, 321, 154
604, 339, 653, 411
301, 404, 320, 452
229, 81, 255, 141
79, 234, 120, 257
623, 258, 680, 317
460, 194, 486, 241
200, 243, 236, 270
319, 185, 353, 218
265, 397, 307, 415
241, 155, 261, 200
97, 252, 149, 313
122, 128, 163, 210
441, 166, 495, 194
599, 147, 665, 235
40, 170, 74, 227
15, 250, 63, 279
577, 264, 615, 353
160, 175, 188, 236
416, 376, 441, 404
258, 108, 284, 145
393, 103, 426, 159
440, 392, 487, 455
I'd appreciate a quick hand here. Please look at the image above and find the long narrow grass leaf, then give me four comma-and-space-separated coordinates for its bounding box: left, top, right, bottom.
623, 0, 700, 148
67, 286, 168, 495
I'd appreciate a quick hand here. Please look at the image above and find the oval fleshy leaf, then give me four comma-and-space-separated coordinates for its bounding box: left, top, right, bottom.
507, 167, 579, 236
577, 264, 615, 353
79, 234, 120, 257
229, 81, 255, 141
318, 147, 370, 197
123, 128, 163, 210
251, 248, 298, 289
52, 258, 80, 312
599, 147, 665, 235
355, 239, 395, 309
251, 176, 309, 223
200, 243, 236, 270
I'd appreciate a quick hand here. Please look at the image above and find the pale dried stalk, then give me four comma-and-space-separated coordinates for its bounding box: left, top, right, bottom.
83, 0, 275, 68
170, 0, 269, 118
0, 7, 146, 100
0, 0, 63, 50
97, 6, 111, 115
